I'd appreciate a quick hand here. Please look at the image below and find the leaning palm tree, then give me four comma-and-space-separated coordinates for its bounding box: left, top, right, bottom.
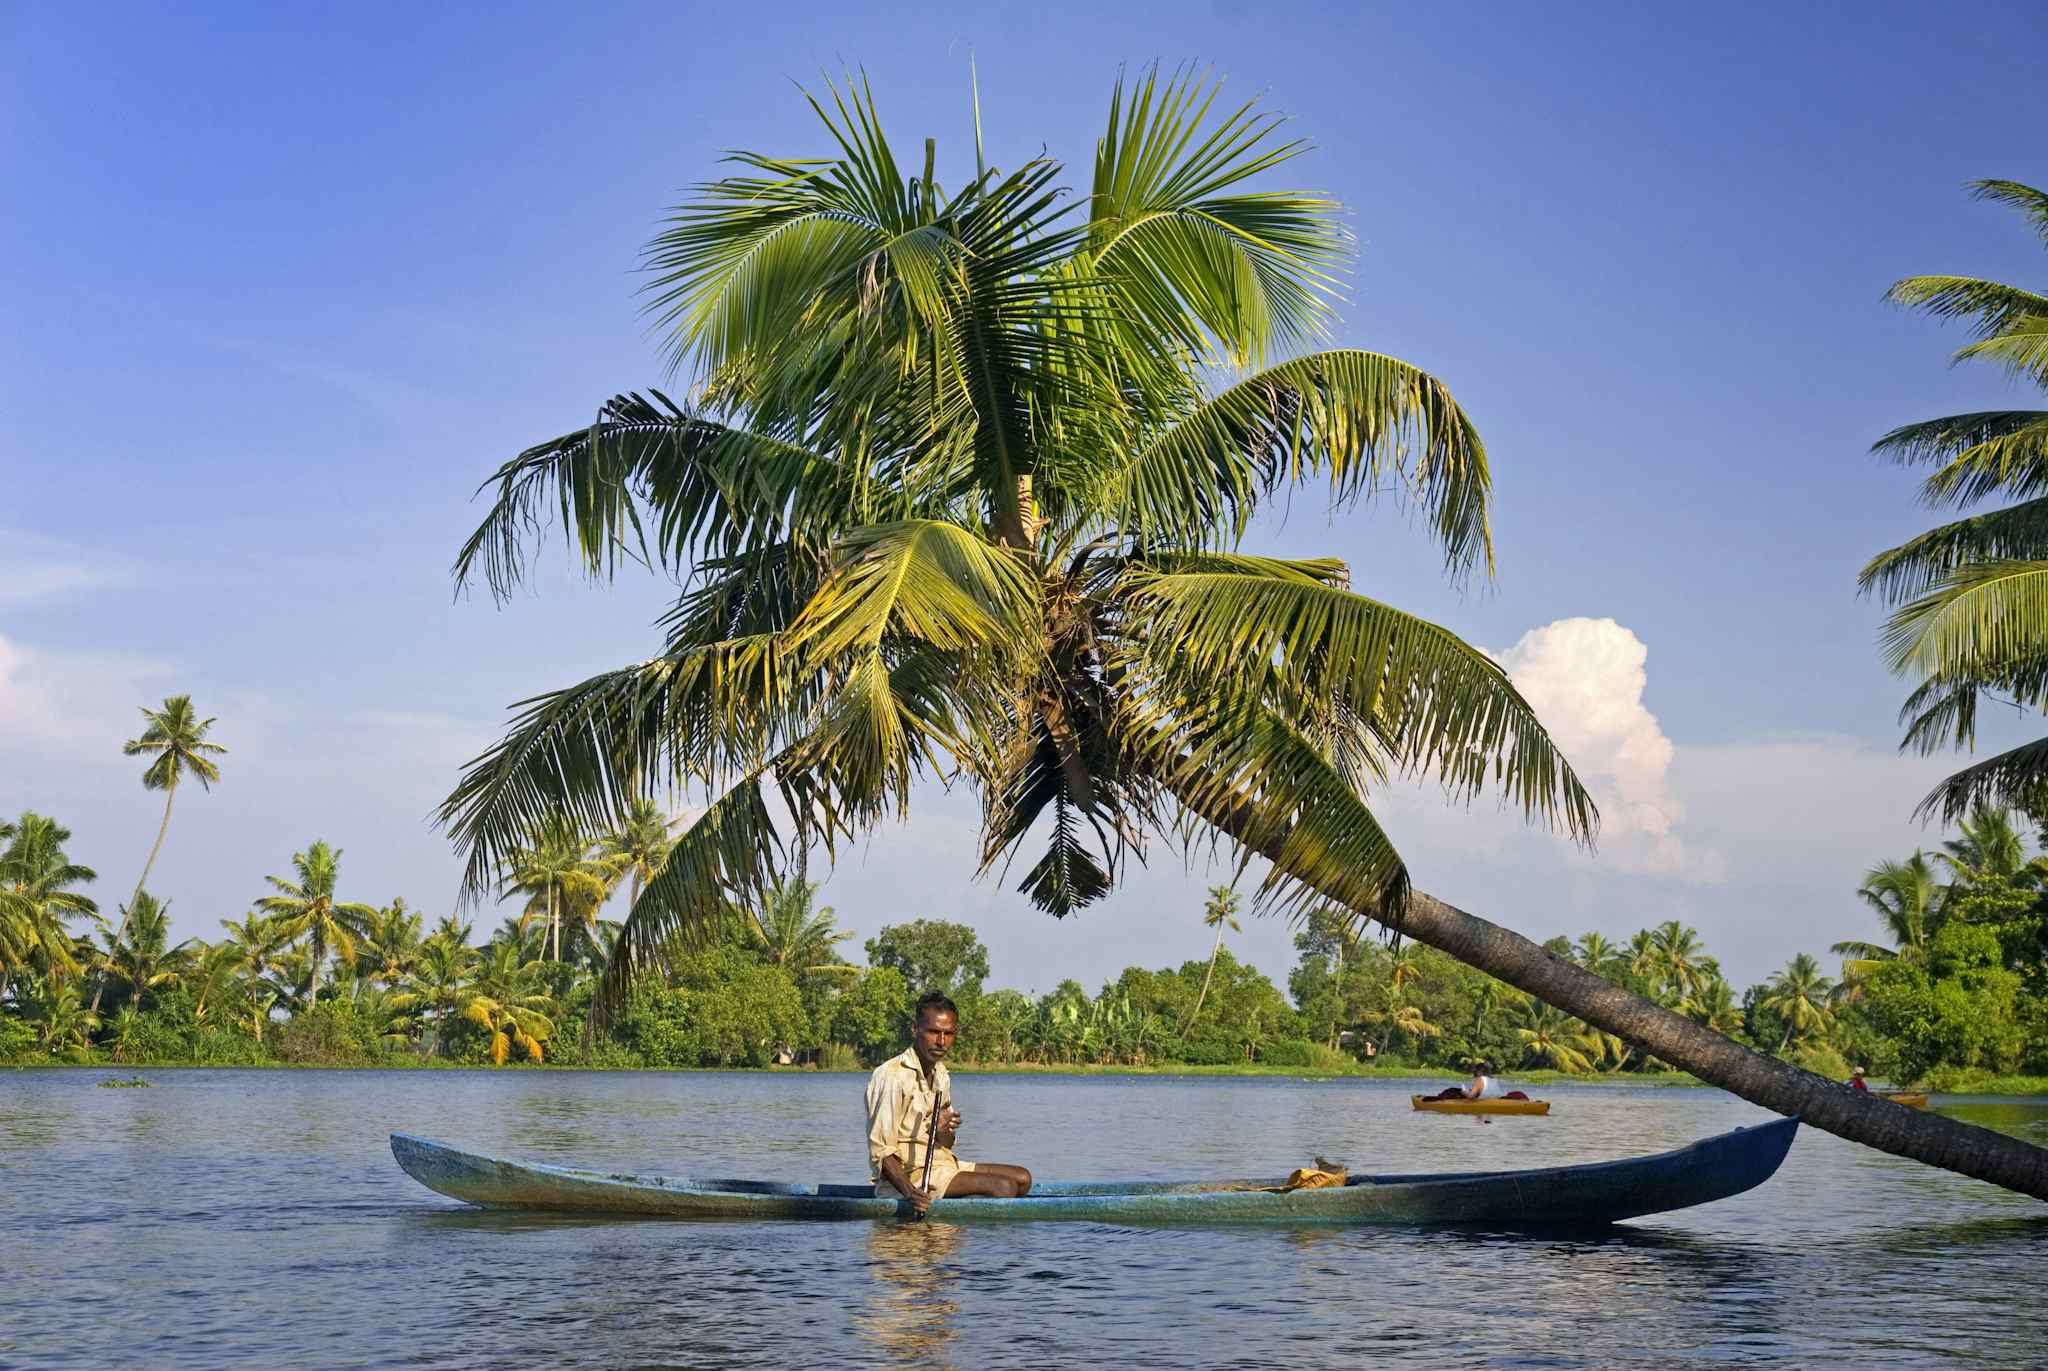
1179, 885, 1242, 1032
254, 841, 376, 1008
120, 696, 226, 915
1, 812, 99, 984
1762, 954, 1836, 1053
440, 77, 2048, 1195
1859, 182, 2048, 824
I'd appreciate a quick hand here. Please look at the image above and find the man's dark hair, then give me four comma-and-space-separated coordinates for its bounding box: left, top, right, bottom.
913, 990, 959, 1025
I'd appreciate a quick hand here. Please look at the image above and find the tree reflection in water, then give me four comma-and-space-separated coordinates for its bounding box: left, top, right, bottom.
855, 1220, 963, 1369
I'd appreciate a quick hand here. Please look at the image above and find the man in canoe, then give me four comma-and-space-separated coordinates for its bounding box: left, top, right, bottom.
1423, 1073, 1532, 1103
866, 991, 1033, 1215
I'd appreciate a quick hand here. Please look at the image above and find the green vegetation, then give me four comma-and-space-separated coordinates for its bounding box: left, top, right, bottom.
10, 761, 2048, 1082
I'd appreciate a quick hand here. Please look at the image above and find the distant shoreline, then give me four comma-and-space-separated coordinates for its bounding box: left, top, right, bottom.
23, 1059, 2048, 1095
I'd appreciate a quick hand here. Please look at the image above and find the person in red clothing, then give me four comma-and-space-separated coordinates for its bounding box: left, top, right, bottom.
1849, 1068, 1870, 1092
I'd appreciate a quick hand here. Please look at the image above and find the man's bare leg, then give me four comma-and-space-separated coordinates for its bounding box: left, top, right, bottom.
944, 1164, 1033, 1198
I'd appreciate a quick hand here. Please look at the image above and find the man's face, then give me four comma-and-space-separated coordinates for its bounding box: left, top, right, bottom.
911, 1008, 958, 1067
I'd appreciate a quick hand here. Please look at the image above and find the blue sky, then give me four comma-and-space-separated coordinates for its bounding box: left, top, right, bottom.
4, 1, 2045, 993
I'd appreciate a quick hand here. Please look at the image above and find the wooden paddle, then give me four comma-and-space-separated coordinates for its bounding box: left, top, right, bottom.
911, 1090, 945, 1221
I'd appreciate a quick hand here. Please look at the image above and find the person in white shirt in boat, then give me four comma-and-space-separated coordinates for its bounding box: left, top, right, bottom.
1422, 1073, 1532, 1102
865, 991, 1033, 1216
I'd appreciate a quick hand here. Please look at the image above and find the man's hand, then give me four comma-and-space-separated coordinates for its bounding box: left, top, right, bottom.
936, 1105, 962, 1149
906, 1183, 935, 1217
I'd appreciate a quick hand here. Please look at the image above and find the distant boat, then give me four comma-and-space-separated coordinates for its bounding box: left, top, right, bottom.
1881, 1091, 1930, 1110
390, 1117, 1796, 1228
1411, 1095, 1551, 1116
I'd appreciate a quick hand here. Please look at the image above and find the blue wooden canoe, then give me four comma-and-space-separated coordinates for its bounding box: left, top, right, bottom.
390, 1116, 1796, 1227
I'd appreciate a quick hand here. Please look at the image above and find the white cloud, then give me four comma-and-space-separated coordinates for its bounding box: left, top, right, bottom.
1491, 617, 1728, 882
0, 631, 178, 756
0, 531, 133, 606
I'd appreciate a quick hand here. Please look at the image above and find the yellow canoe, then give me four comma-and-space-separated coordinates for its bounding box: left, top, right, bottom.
1881, 1091, 1929, 1109
1411, 1095, 1551, 1116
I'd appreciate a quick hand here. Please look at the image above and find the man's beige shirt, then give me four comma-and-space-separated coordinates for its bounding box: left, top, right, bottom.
864, 1046, 950, 1182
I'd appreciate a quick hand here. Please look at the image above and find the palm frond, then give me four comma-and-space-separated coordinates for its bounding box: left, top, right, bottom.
1882, 559, 2048, 681
1954, 312, 2048, 387
1097, 349, 1491, 573
454, 392, 858, 599
1888, 275, 2048, 341
1088, 64, 1341, 364
784, 520, 1042, 660
1868, 410, 2048, 513
1913, 732, 2048, 823
1970, 179, 2048, 243
439, 639, 808, 899
1118, 560, 1595, 839
1860, 490, 2048, 601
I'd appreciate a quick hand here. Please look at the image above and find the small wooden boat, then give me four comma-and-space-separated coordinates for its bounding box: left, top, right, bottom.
1411, 1094, 1551, 1115
390, 1117, 1795, 1227
1881, 1091, 1929, 1109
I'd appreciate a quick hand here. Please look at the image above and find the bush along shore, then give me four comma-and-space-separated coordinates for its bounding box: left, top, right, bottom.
8, 792, 2048, 1089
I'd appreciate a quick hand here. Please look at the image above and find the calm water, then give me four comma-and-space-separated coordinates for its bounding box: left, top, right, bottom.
4, 1069, 2046, 1369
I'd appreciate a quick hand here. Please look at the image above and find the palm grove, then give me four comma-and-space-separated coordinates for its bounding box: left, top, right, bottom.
7, 79, 2047, 1196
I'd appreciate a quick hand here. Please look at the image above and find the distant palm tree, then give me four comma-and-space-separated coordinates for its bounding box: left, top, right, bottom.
1624, 929, 1660, 985
1367, 1001, 1442, 1056
1573, 931, 1620, 975
362, 899, 425, 987
1834, 852, 1947, 1000
753, 877, 855, 973
1762, 953, 1835, 1052
501, 816, 611, 963
95, 892, 195, 1012
187, 942, 245, 1028
1679, 977, 1744, 1037
1939, 805, 2030, 883
599, 799, 678, 908
27, 977, 99, 1058
218, 913, 285, 1042
462, 940, 555, 1064
396, 933, 478, 1056
120, 696, 226, 916
255, 841, 377, 1008
1180, 885, 1242, 1032
1, 813, 99, 983
1516, 1001, 1595, 1073
1650, 920, 1711, 1000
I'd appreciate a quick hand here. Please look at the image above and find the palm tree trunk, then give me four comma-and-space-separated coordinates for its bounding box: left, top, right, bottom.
1388, 888, 2048, 1200
131, 782, 176, 920
93, 787, 173, 1017
1181, 926, 1225, 1033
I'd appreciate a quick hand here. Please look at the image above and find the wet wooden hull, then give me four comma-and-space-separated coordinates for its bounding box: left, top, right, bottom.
1411, 1095, 1551, 1115
389, 1117, 1796, 1227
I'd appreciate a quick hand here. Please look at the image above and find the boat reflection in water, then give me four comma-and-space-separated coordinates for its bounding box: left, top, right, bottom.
855, 1220, 963, 1368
